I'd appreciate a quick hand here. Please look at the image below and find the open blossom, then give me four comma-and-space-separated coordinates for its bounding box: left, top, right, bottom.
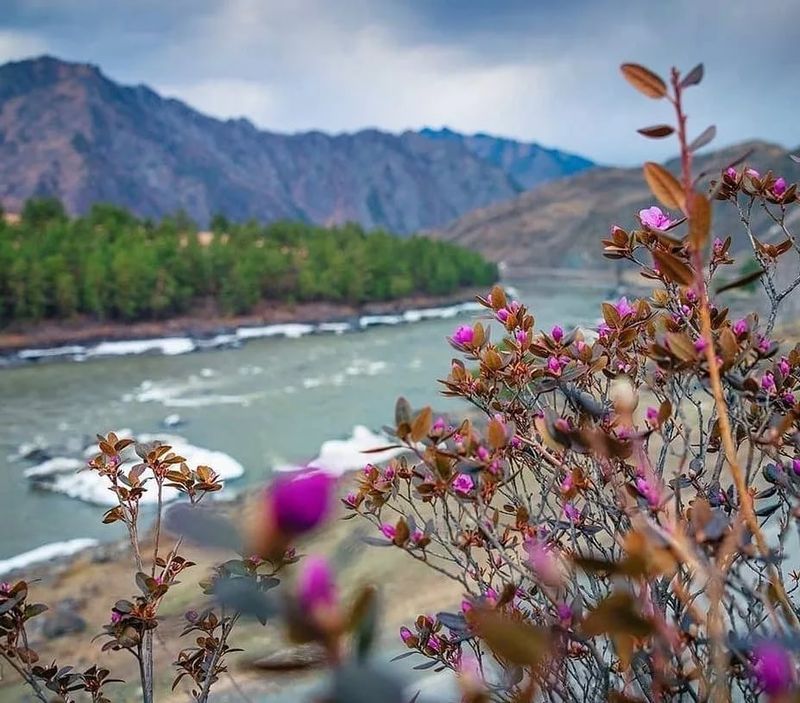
752, 642, 795, 695
563, 502, 581, 523
639, 206, 674, 230
773, 177, 787, 196
297, 556, 337, 612
268, 471, 334, 536
598, 321, 611, 340
452, 473, 475, 495
452, 324, 474, 346
614, 296, 635, 319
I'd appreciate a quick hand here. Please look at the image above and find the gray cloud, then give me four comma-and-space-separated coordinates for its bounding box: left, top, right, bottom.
2, 0, 798, 164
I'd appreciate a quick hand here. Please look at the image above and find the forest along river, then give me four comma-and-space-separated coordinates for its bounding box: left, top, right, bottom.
0, 282, 606, 563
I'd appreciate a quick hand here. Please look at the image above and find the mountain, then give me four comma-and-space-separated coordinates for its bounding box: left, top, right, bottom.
0, 56, 593, 234
419, 127, 594, 190
434, 140, 800, 271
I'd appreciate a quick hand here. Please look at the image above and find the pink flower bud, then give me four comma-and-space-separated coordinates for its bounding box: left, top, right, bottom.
268, 471, 334, 536
761, 372, 776, 392
746, 168, 761, 179
400, 626, 415, 645
563, 502, 581, 524
110, 610, 122, 625
297, 556, 337, 612
646, 406, 659, 424
476, 446, 490, 461
694, 337, 708, 353
614, 296, 635, 318
380, 523, 397, 540
752, 642, 795, 695
772, 177, 787, 196
725, 167, 737, 180
779, 357, 791, 376
452, 324, 474, 346
732, 318, 748, 337
551, 325, 564, 342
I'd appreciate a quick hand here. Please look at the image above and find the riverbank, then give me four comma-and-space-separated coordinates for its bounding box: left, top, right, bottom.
0, 491, 463, 703
0, 288, 487, 364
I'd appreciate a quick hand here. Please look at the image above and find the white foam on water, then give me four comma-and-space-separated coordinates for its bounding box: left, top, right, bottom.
0, 538, 99, 575
86, 337, 196, 357
236, 323, 314, 340
23, 457, 84, 479
30, 433, 244, 506
275, 425, 407, 477
317, 321, 352, 334
358, 314, 403, 328
17, 345, 87, 360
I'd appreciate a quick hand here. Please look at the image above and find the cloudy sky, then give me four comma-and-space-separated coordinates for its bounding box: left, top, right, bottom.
1, 0, 797, 165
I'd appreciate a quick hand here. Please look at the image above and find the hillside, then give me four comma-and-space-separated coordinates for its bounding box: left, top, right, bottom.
435, 140, 800, 271
0, 56, 592, 234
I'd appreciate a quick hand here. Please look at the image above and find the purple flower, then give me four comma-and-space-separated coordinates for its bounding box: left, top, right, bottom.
732, 318, 748, 337
452, 324, 474, 346
762, 372, 776, 392
400, 626, 415, 645
563, 502, 581, 524
752, 642, 795, 695
551, 325, 564, 342
432, 416, 446, 433
598, 322, 611, 340
452, 473, 474, 495
793, 458, 800, 476
646, 406, 659, 424
185, 609, 199, 623
547, 356, 563, 375
639, 206, 674, 231
725, 166, 738, 180
556, 602, 573, 623
297, 556, 337, 612
496, 308, 510, 323
746, 168, 761, 179
758, 335, 772, 354
476, 446, 490, 461
380, 523, 397, 540
779, 357, 791, 376
713, 237, 725, 254
784, 392, 797, 406
614, 296, 635, 319
269, 471, 334, 536
110, 610, 122, 625
694, 337, 708, 353
515, 329, 530, 347
773, 177, 788, 196
342, 491, 360, 508
0, 582, 9, 595
635, 477, 661, 508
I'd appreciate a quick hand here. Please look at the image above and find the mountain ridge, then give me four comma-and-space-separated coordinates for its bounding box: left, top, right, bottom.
0, 55, 593, 233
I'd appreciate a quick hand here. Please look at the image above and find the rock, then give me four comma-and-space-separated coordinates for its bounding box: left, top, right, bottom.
41, 606, 87, 639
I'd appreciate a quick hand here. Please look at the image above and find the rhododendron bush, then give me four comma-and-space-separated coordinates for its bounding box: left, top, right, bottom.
3, 62, 800, 703
346, 63, 800, 702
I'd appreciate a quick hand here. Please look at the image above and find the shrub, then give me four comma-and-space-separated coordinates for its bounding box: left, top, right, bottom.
348, 62, 800, 702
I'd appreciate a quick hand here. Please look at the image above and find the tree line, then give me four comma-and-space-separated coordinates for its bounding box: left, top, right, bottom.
0, 199, 498, 326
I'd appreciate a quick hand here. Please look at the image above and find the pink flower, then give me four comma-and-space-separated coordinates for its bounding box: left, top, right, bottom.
268, 471, 334, 536
411, 529, 425, 545
297, 556, 337, 612
342, 492, 360, 508
563, 502, 581, 524
614, 296, 635, 319
515, 329, 530, 347
380, 523, 397, 540
551, 325, 564, 342
496, 308, 510, 323
460, 598, 473, 614
635, 477, 661, 508
560, 473, 574, 493
452, 324, 474, 346
598, 322, 611, 340
427, 635, 442, 653
713, 237, 725, 254
725, 166, 738, 180
762, 372, 776, 392
793, 458, 800, 476
110, 610, 122, 625
432, 416, 446, 433
779, 357, 791, 376
757, 335, 771, 354
732, 318, 748, 337
476, 446, 490, 461
400, 626, 415, 645
784, 392, 797, 406
694, 337, 708, 353
547, 356, 563, 375
773, 177, 787, 196
639, 206, 674, 231
452, 473, 475, 495
556, 602, 573, 624
646, 407, 659, 424
746, 168, 761, 179
752, 642, 795, 695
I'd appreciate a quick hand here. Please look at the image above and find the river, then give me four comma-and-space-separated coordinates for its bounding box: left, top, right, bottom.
0, 281, 609, 561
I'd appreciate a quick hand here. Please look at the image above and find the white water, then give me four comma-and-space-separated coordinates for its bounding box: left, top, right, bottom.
0, 538, 99, 575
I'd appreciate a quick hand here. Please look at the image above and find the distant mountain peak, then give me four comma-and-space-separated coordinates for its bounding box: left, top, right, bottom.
0, 55, 594, 233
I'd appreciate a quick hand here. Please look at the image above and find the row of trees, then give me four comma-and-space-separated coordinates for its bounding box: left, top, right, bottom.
0, 199, 497, 326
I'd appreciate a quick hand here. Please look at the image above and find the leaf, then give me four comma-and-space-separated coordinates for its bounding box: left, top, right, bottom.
636, 124, 674, 139
621, 63, 667, 99
214, 577, 276, 625
394, 397, 412, 428
666, 332, 697, 363
653, 249, 694, 286
329, 664, 405, 703
582, 592, 654, 639
410, 407, 432, 442
487, 417, 507, 449
162, 503, 241, 551
643, 162, 684, 210
472, 609, 549, 666
687, 192, 711, 252
688, 125, 716, 152
715, 268, 765, 294
680, 63, 704, 88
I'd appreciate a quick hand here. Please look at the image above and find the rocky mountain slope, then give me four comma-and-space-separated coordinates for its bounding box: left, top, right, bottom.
0, 56, 593, 233
434, 141, 800, 270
